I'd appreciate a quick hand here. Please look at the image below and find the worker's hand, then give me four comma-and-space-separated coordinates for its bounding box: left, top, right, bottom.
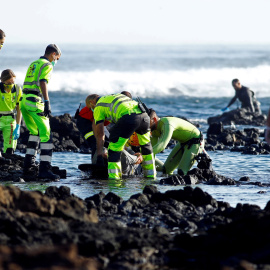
13, 124, 20, 140
96, 155, 104, 166
265, 128, 270, 144
134, 152, 143, 164
102, 150, 108, 159
221, 107, 229, 112
44, 100, 52, 118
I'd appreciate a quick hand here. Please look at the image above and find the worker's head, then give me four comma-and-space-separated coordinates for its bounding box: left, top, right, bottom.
86, 94, 100, 111
232, 78, 241, 90
121, 91, 132, 99
0, 29, 6, 51
0, 69, 16, 91
45, 44, 61, 65
149, 108, 159, 130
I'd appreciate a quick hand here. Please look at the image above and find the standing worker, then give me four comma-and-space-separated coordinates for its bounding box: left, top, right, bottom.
0, 69, 22, 155
149, 109, 204, 175
85, 93, 156, 180
20, 44, 61, 180
0, 29, 5, 51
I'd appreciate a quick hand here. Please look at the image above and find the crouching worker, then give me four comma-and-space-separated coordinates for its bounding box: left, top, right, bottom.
86, 93, 156, 180
20, 44, 61, 180
0, 69, 22, 155
149, 109, 204, 175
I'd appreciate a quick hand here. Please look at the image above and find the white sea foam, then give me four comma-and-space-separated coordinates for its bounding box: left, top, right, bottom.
14, 65, 270, 97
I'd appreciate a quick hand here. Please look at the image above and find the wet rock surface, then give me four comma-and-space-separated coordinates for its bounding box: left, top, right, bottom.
205, 122, 269, 155
0, 184, 270, 269
159, 153, 237, 186
208, 108, 267, 126
0, 153, 66, 182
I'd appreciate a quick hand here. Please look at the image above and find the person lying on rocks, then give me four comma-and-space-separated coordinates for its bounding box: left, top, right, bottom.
149, 109, 205, 175
222, 78, 261, 114
0, 69, 22, 156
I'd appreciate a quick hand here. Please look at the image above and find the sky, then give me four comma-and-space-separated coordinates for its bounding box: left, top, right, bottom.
1, 0, 270, 45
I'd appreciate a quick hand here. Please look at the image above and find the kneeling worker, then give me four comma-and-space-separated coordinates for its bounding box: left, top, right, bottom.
149, 109, 204, 175
86, 93, 156, 179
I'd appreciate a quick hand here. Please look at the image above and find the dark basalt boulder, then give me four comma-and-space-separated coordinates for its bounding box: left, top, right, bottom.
10, 113, 88, 153
205, 122, 270, 155
208, 108, 267, 126
1, 184, 270, 268
159, 153, 236, 186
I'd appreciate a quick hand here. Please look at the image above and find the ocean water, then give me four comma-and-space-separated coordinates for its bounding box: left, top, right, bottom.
1, 44, 270, 208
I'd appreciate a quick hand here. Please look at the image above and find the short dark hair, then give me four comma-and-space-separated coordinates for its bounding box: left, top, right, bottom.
0, 29, 6, 39
45, 44, 61, 55
121, 91, 132, 99
232, 78, 239, 86
1, 69, 16, 82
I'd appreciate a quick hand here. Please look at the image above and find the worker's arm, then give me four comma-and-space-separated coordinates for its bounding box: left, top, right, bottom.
40, 81, 49, 100
227, 94, 237, 108
93, 121, 105, 156
152, 120, 174, 155
15, 104, 22, 125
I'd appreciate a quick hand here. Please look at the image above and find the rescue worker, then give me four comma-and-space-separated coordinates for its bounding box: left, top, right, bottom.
222, 79, 261, 113
0, 69, 22, 155
149, 109, 204, 175
20, 44, 61, 180
86, 93, 156, 179
0, 29, 5, 51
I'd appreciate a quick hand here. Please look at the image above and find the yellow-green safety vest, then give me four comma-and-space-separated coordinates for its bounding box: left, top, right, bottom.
23, 57, 53, 95
94, 93, 141, 124
0, 83, 22, 114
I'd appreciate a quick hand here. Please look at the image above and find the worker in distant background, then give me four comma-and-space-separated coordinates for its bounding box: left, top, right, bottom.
0, 69, 22, 155
149, 109, 204, 175
20, 44, 61, 180
0, 29, 5, 51
86, 93, 156, 179
222, 79, 261, 113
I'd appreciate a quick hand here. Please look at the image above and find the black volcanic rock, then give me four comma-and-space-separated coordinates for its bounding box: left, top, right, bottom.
208, 108, 266, 126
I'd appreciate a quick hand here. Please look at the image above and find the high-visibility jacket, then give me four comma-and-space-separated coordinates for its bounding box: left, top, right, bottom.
23, 57, 53, 95
151, 117, 201, 155
94, 93, 141, 124
0, 83, 22, 114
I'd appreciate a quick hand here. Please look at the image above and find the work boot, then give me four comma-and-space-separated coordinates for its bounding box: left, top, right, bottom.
23, 154, 39, 175
24, 135, 40, 174
38, 161, 60, 180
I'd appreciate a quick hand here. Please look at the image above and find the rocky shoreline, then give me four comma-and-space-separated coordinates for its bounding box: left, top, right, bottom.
0, 184, 269, 269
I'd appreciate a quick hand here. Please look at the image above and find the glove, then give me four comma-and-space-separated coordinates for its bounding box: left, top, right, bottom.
13, 124, 20, 140
221, 107, 229, 112
96, 155, 104, 166
44, 100, 52, 118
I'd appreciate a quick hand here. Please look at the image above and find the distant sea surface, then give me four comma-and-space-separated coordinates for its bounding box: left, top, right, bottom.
1, 44, 270, 208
